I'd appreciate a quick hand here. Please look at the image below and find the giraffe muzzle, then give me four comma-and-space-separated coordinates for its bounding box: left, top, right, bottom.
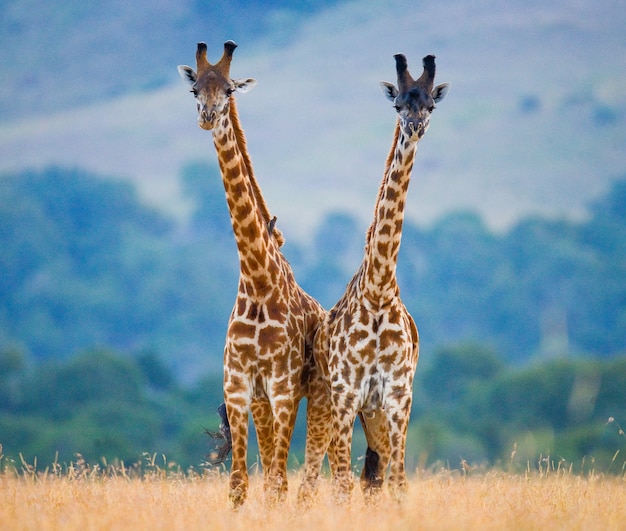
199, 107, 219, 130
406, 119, 426, 140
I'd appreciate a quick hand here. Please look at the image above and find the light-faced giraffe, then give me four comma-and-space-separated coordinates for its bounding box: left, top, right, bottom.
178, 41, 333, 508
314, 53, 449, 503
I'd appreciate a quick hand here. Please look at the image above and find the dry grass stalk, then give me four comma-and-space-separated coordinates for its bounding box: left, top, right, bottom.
1, 460, 625, 531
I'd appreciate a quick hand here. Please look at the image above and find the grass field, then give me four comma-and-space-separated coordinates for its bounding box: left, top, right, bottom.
1, 454, 625, 531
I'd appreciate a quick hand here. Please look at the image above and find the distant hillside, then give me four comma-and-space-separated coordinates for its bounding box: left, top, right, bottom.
1, 0, 625, 240
0, 0, 337, 120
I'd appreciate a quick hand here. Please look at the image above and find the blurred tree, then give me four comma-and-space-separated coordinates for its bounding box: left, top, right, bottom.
0, 168, 177, 360
573, 178, 626, 354
398, 212, 531, 362
10, 167, 171, 275
22, 349, 145, 420
595, 356, 626, 419
488, 358, 582, 431
136, 349, 175, 391
301, 211, 361, 308
0, 346, 28, 412
419, 342, 504, 404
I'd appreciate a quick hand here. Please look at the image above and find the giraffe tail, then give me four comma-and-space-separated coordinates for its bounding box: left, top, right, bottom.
204, 402, 233, 465
363, 446, 380, 483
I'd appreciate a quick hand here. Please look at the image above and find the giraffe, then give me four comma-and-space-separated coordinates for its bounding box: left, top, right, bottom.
314, 53, 449, 503
178, 41, 333, 508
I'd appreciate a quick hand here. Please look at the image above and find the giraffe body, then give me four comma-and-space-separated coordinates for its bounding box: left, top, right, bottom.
178, 41, 333, 508
315, 53, 449, 503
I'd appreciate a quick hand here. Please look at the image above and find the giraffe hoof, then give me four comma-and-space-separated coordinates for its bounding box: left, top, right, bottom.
388, 480, 408, 503
297, 480, 318, 509
264, 479, 288, 507
229, 487, 247, 509
331, 477, 354, 506
362, 484, 384, 505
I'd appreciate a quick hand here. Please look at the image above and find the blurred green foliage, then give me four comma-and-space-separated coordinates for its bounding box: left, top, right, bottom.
0, 346, 225, 468
0, 166, 238, 377
0, 344, 624, 472
407, 344, 626, 471
3, 168, 626, 367
1, 166, 626, 471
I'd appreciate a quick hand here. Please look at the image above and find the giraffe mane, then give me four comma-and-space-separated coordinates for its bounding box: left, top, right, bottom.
365, 119, 401, 245
228, 96, 285, 247
383, 120, 402, 184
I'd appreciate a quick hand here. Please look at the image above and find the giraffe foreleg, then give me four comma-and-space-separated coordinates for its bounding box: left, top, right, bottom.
385, 390, 413, 502
225, 399, 250, 509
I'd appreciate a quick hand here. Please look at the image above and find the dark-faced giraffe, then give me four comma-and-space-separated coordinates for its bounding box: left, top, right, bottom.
178, 41, 333, 508
314, 53, 449, 503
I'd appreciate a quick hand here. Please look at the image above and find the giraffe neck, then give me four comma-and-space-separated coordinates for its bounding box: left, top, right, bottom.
229, 99, 277, 237
361, 120, 417, 303
212, 101, 277, 290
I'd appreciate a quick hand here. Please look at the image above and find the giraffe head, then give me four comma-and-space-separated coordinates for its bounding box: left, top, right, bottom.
177, 41, 257, 130
178, 41, 285, 246
380, 54, 450, 141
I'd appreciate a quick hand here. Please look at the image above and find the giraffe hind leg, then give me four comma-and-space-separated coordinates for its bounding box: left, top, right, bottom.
297, 385, 334, 507
265, 397, 299, 506
330, 392, 359, 505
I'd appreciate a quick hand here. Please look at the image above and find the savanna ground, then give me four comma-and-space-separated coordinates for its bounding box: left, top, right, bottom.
1, 453, 625, 531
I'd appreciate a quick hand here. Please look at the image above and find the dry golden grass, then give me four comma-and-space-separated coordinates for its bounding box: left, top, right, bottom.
1, 457, 625, 531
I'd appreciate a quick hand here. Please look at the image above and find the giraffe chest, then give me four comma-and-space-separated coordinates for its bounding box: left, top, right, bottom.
326, 298, 418, 410
224, 291, 308, 385
228, 291, 305, 346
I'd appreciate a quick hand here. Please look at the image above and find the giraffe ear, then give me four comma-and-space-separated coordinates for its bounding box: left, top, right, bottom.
177, 65, 197, 86
380, 81, 398, 102
432, 82, 450, 103
233, 78, 258, 94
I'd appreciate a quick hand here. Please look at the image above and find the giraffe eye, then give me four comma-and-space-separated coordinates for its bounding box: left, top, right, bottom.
190, 88, 198, 97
